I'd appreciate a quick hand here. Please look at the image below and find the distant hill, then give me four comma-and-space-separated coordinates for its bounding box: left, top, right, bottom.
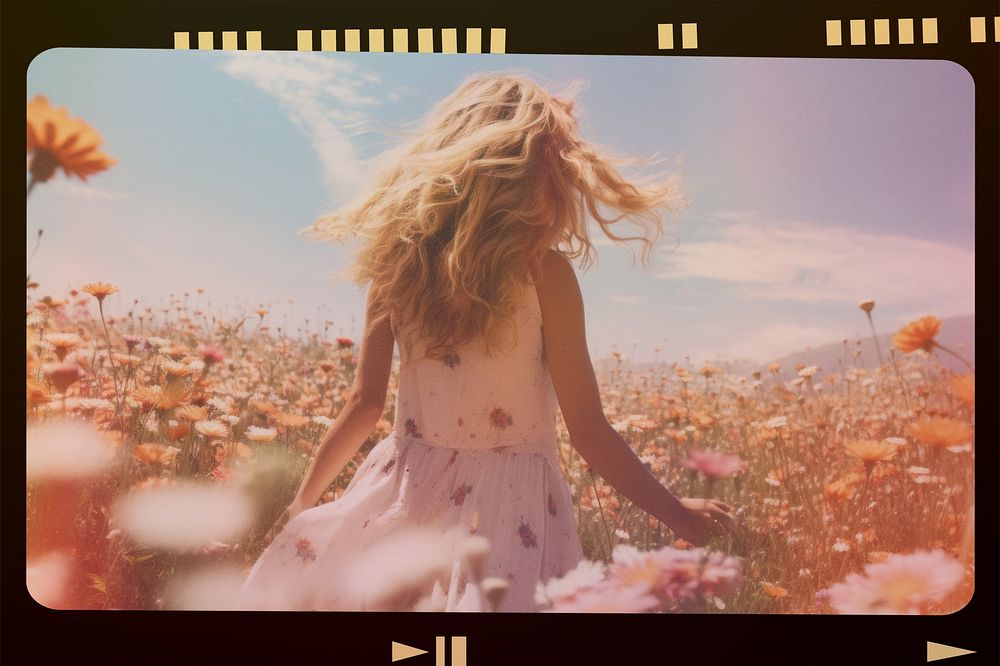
764, 314, 974, 378
596, 315, 975, 380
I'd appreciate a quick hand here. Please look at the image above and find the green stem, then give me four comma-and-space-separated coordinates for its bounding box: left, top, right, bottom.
933, 342, 974, 373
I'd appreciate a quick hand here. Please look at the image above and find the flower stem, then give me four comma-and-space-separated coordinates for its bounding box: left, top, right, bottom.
932, 342, 974, 373
864, 312, 885, 367
588, 470, 614, 560
98, 301, 122, 411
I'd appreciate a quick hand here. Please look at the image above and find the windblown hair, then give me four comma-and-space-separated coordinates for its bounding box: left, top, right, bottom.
304, 71, 686, 361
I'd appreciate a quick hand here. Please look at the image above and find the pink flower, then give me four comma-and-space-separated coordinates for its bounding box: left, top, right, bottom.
822, 550, 965, 614
608, 545, 743, 607
682, 449, 745, 479
197, 344, 225, 365
534, 559, 607, 608
545, 580, 660, 613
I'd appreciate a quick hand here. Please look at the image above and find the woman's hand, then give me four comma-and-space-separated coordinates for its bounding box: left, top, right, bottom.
262, 498, 309, 548
669, 498, 736, 547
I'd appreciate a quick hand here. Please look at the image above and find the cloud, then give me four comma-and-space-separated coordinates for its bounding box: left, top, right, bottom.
49, 180, 129, 201
219, 52, 383, 194
658, 216, 974, 313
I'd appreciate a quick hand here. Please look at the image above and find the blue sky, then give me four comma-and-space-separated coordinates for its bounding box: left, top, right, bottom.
26, 49, 974, 364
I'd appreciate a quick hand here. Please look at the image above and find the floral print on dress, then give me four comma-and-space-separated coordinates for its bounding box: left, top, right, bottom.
442, 351, 462, 369
489, 407, 514, 431
403, 418, 423, 438
236, 284, 586, 613
295, 538, 316, 563
450, 483, 473, 506
518, 519, 538, 549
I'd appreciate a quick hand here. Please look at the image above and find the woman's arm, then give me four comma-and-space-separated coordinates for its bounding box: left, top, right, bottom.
535, 250, 734, 546
264, 289, 395, 545
293, 290, 395, 508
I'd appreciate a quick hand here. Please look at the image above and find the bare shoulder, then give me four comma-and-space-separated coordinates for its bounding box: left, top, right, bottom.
536, 249, 580, 304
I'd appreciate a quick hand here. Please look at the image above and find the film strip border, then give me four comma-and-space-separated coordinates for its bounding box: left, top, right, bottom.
173, 27, 506, 53
825, 15, 1000, 46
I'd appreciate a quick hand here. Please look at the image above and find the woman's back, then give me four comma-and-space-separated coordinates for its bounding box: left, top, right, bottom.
390, 283, 560, 457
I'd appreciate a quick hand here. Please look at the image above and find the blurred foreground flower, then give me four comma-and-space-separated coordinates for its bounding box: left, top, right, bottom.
27, 418, 114, 480
27, 95, 116, 194
26, 551, 74, 609
537, 545, 742, 612
334, 527, 490, 611
905, 417, 973, 449
609, 544, 743, 608
823, 550, 964, 614
114, 481, 254, 551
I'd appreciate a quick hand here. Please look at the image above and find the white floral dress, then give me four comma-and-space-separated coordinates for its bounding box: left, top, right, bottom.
237, 283, 584, 611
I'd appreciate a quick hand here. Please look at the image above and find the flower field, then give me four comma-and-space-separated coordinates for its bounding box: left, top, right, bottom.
24, 286, 975, 613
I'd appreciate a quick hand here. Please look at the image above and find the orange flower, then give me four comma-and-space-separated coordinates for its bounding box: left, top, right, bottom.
951, 374, 974, 405
843, 439, 897, 464
891, 316, 940, 353
27, 95, 116, 184
760, 582, 789, 599
81, 282, 119, 303
905, 417, 973, 448
175, 405, 208, 421
824, 472, 865, 502
165, 421, 190, 441
131, 383, 190, 411
274, 411, 310, 427
134, 443, 179, 466
45, 333, 81, 362
249, 399, 276, 415
26, 379, 52, 406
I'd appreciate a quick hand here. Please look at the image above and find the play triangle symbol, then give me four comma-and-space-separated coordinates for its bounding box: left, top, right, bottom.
927, 642, 975, 662
392, 641, 429, 662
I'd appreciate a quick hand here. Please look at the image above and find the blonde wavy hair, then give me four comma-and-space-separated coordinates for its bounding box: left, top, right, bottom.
304, 71, 686, 361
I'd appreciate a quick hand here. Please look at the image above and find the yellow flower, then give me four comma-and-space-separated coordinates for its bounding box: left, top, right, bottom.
46, 333, 82, 361
134, 444, 180, 467
175, 405, 208, 421
195, 420, 229, 439
891, 316, 940, 354
27, 95, 116, 184
81, 282, 119, 303
843, 439, 898, 464
274, 411, 310, 428
760, 582, 789, 599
